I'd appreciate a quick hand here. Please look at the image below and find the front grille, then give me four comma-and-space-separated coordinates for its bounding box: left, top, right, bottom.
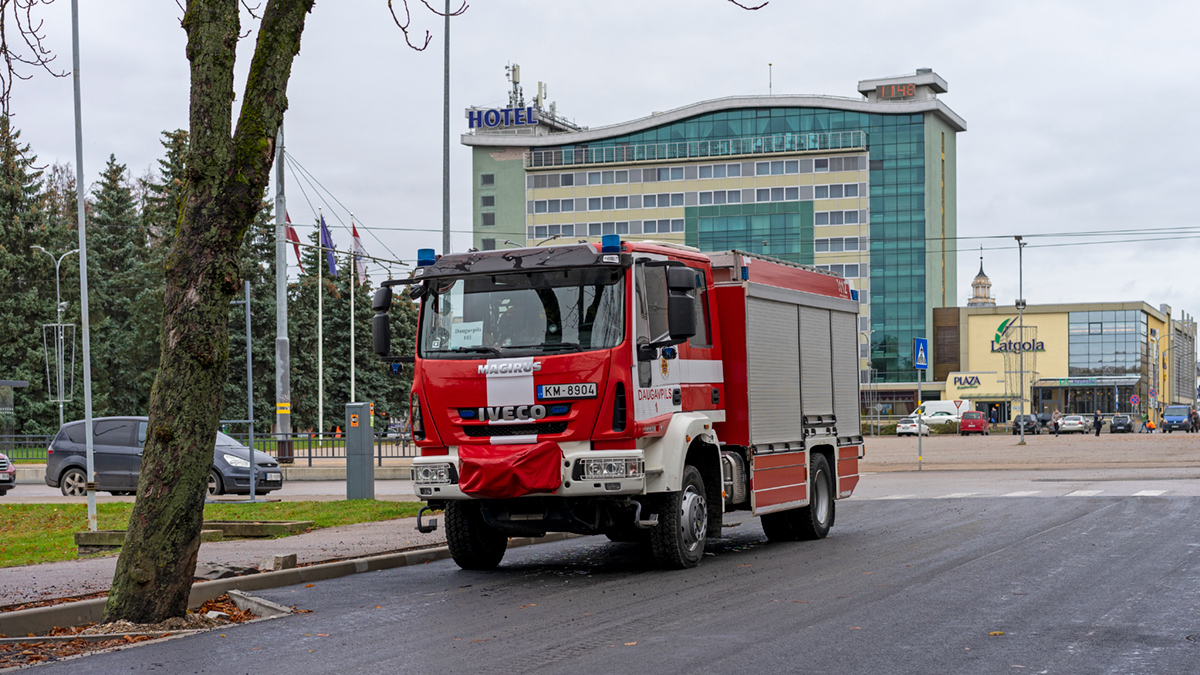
461, 422, 568, 438
0, 457, 9, 471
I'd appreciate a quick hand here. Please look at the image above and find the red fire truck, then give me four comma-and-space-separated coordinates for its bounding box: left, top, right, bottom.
372, 237, 863, 570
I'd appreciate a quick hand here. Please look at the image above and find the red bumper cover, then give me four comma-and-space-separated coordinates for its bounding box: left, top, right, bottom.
459, 442, 563, 499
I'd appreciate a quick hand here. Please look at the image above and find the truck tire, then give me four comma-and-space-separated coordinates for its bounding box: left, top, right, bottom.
761, 453, 834, 542
445, 501, 508, 570
649, 465, 707, 569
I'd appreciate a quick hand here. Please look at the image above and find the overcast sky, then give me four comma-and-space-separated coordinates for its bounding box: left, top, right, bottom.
14, 0, 1200, 319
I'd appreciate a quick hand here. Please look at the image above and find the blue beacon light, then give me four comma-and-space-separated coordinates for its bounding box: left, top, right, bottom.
601, 234, 621, 253
417, 248, 437, 267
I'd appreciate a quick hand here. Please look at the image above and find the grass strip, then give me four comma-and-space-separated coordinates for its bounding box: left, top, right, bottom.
0, 500, 423, 568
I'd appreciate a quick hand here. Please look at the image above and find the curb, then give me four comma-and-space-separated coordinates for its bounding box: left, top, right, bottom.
0, 532, 577, 638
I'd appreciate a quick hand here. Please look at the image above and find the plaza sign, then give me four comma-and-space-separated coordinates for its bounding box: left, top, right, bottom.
467, 107, 540, 129
990, 317, 1045, 353
953, 375, 982, 388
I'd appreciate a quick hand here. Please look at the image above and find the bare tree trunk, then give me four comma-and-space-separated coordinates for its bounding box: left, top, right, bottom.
104, 0, 313, 624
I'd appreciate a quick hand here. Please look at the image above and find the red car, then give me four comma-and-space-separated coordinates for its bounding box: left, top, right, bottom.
959, 410, 989, 436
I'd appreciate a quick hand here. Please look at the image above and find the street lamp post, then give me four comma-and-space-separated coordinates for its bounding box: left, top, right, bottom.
31, 246, 78, 428
1015, 235, 1027, 446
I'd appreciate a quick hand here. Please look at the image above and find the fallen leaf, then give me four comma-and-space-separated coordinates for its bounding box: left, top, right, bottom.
862, 572, 873, 575
791, 600, 809, 604
375, 606, 381, 609
316, 634, 330, 637
989, 631, 1006, 636
305, 584, 315, 588
472, 638, 490, 643
739, 564, 754, 568
849, 627, 861, 630
624, 641, 637, 646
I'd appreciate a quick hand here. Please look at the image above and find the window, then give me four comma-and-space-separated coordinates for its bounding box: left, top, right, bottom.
726, 190, 741, 203
658, 168, 671, 181
588, 197, 601, 211
844, 237, 859, 251
481, 212, 496, 227
603, 222, 616, 235
771, 161, 784, 175
643, 194, 657, 208
814, 158, 828, 173
670, 193, 684, 207
616, 196, 628, 209
616, 221, 629, 235
700, 191, 713, 205
659, 193, 670, 206
548, 225, 561, 236
689, 268, 712, 348
615, 170, 628, 183
535, 201, 548, 214
844, 210, 858, 224
844, 183, 859, 198
535, 225, 548, 238
815, 212, 829, 225
643, 220, 658, 234
481, 238, 495, 251
829, 238, 844, 252
671, 219, 684, 232
714, 164, 727, 178
727, 163, 741, 177
481, 195, 495, 207
843, 264, 859, 278
756, 162, 769, 176
602, 196, 615, 210
713, 191, 726, 205
561, 173, 574, 187
815, 185, 829, 199
755, 188, 769, 202
588, 172, 601, 185
815, 239, 829, 253
561, 199, 574, 213
602, 171, 615, 185
771, 187, 784, 201
1090, 322, 1103, 335
548, 200, 560, 213
830, 211, 844, 225
562, 224, 574, 236
785, 187, 798, 200
589, 223, 601, 237
670, 167, 684, 181
699, 165, 713, 179
480, 173, 495, 186
785, 160, 798, 174
830, 184, 843, 199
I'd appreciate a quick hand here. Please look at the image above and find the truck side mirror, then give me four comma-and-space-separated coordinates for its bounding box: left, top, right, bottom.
666, 267, 696, 342
372, 287, 393, 357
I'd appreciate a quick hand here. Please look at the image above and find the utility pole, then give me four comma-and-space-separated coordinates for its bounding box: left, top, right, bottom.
70, 0, 97, 532
318, 210, 324, 436
441, 0, 451, 255
350, 214, 356, 403
1016, 235, 1027, 446
31, 246, 78, 428
274, 126, 292, 461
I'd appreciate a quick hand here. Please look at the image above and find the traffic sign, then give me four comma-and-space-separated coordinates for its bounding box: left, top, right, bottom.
874, 403, 885, 412
913, 337, 929, 371
1149, 389, 1157, 398
954, 400, 963, 410
1130, 394, 1140, 406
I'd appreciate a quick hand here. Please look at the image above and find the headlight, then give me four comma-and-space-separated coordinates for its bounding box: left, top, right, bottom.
222, 453, 251, 468
580, 458, 643, 480
414, 463, 453, 485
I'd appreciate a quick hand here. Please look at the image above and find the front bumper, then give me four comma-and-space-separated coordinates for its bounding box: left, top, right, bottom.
413, 442, 645, 500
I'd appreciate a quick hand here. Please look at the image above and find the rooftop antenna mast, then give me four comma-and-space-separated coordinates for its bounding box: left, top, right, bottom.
506, 63, 524, 108
769, 62, 773, 95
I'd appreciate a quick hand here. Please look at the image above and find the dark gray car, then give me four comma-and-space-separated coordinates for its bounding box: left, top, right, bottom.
45, 417, 283, 497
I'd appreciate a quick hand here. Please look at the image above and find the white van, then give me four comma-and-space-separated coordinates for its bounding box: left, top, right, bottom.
914, 400, 972, 423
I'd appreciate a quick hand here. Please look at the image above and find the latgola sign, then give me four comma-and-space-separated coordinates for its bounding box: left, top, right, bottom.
990, 317, 1045, 353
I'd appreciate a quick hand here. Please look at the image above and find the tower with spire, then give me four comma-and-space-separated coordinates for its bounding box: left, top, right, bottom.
968, 248, 996, 307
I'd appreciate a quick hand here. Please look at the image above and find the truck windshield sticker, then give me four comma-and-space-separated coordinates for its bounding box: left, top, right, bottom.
450, 321, 484, 348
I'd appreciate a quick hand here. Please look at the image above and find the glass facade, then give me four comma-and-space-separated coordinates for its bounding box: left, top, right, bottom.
1068, 310, 1147, 376
540, 107, 930, 382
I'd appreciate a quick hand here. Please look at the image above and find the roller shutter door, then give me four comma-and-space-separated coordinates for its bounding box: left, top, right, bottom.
830, 310, 861, 436
746, 298, 801, 444
799, 306, 834, 416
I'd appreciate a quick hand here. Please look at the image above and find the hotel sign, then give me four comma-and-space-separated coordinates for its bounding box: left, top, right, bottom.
467, 107, 540, 129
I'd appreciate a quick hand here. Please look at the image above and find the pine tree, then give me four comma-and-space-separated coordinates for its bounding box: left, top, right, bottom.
222, 195, 277, 434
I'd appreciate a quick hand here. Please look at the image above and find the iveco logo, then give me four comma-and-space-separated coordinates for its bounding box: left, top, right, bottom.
474, 405, 548, 422
477, 362, 542, 375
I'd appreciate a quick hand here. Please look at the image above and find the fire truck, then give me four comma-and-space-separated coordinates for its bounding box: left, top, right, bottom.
372, 236, 863, 570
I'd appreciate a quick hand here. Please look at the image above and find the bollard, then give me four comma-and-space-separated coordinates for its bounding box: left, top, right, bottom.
346, 401, 375, 500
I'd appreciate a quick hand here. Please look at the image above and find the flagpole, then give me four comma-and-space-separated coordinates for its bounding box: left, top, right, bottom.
318, 209, 324, 436
350, 213, 356, 403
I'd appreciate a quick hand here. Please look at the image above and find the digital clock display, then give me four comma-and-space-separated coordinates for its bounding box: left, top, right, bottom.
880, 83, 916, 100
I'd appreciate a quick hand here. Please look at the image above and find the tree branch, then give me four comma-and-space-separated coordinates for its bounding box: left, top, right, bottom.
727, 0, 768, 8
0, 0, 67, 116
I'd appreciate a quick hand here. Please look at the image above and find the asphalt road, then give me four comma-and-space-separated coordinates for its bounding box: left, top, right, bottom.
43, 490, 1200, 674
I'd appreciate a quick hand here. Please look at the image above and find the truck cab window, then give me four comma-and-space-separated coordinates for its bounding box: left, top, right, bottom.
689, 268, 711, 348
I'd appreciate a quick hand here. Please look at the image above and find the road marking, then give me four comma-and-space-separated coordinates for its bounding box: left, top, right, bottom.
1066, 490, 1103, 497
1002, 491, 1042, 497
878, 494, 917, 500
1132, 490, 1167, 496
934, 492, 977, 499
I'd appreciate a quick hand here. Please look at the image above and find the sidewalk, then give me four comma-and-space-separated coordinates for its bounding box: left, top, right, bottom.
2, 515, 446, 607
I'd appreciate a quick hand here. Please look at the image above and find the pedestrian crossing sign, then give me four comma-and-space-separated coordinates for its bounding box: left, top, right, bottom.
914, 337, 929, 370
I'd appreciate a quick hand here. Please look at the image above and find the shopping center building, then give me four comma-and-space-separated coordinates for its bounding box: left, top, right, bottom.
463, 68, 965, 386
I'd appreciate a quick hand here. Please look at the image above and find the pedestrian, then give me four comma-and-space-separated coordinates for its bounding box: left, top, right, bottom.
1052, 408, 1062, 436
1093, 409, 1103, 437
1140, 411, 1149, 433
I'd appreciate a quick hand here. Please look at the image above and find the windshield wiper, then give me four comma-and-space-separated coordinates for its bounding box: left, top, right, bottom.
504, 342, 582, 353
426, 346, 501, 356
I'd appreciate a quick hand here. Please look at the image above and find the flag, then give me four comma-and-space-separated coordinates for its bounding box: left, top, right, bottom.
285, 212, 304, 274
319, 215, 337, 278
352, 221, 368, 286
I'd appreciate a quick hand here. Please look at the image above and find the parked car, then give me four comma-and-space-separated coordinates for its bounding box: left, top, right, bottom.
0, 451, 14, 496
920, 410, 959, 427
1012, 415, 1041, 435
1059, 415, 1087, 434
958, 410, 989, 435
45, 417, 283, 497
896, 416, 930, 436
1036, 411, 1054, 430
1110, 414, 1134, 433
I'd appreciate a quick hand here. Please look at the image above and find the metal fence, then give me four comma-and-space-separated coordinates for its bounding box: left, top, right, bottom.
0, 432, 416, 465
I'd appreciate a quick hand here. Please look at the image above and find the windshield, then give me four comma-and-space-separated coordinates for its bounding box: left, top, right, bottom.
1165, 406, 1190, 416
419, 267, 625, 358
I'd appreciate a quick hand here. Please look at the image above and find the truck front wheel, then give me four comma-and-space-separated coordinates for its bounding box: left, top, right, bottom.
445, 501, 508, 570
761, 453, 834, 542
650, 465, 707, 569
